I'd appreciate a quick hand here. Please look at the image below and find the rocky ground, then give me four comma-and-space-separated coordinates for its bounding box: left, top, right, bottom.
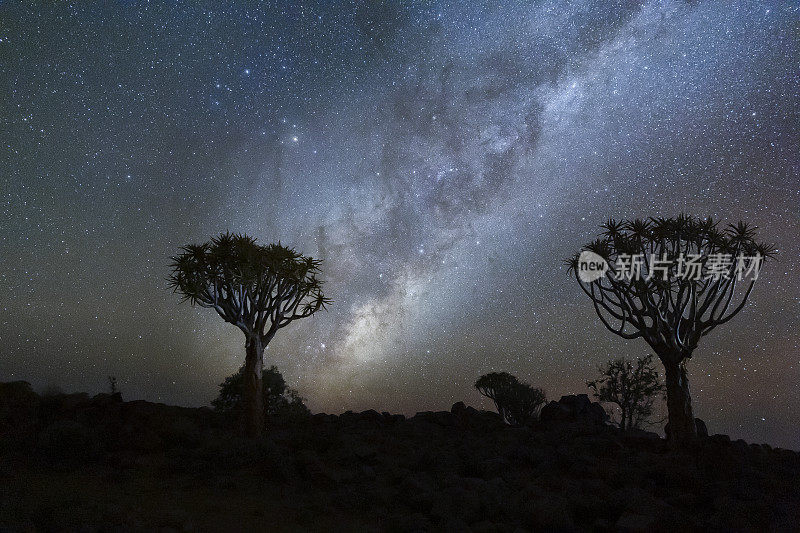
1, 381, 799, 532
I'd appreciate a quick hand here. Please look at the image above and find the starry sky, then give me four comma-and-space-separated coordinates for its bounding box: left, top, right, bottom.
1, 1, 799, 448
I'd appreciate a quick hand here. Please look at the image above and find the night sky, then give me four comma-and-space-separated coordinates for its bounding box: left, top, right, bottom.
2, 1, 798, 448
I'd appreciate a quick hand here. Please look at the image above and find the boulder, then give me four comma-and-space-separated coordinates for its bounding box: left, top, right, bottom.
451, 401, 466, 415
695, 417, 709, 438
448, 404, 505, 429
0, 381, 40, 430
391, 512, 431, 533
381, 411, 405, 424
311, 413, 338, 424
616, 512, 658, 532
412, 410, 458, 427
622, 428, 663, 448
540, 400, 572, 422
664, 417, 709, 440
587, 401, 610, 424
709, 433, 731, 446
358, 409, 383, 425
540, 395, 608, 424
559, 394, 592, 414
37, 420, 102, 464
523, 495, 574, 530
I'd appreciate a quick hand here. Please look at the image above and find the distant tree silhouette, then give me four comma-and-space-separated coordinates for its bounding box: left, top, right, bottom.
108, 376, 118, 395
587, 354, 664, 431
568, 215, 774, 446
505, 382, 547, 427
475, 372, 546, 426
475, 372, 517, 422
212, 365, 309, 420
169, 233, 329, 436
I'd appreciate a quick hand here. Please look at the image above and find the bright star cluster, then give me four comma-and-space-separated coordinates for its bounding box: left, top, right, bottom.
1, 1, 798, 448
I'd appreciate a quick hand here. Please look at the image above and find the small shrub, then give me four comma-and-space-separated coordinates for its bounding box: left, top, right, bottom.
212, 365, 310, 424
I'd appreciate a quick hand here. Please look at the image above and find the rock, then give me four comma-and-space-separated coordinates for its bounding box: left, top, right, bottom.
0, 380, 40, 433
474, 409, 504, 426
37, 420, 102, 464
664, 417, 710, 440
695, 418, 708, 438
471, 521, 500, 533
474, 457, 510, 479
300, 453, 353, 487
92, 392, 123, 404
626, 428, 662, 440
439, 518, 471, 533
732, 439, 749, 453
311, 413, 337, 424
539, 395, 608, 425
523, 495, 574, 530
559, 394, 592, 414
709, 433, 731, 446
616, 512, 657, 532
587, 402, 610, 424
622, 428, 663, 448
451, 401, 466, 415
352, 443, 377, 461
358, 409, 383, 425
2, 379, 797, 532
448, 404, 504, 429
412, 410, 458, 427
540, 401, 572, 422
593, 518, 613, 532
392, 512, 430, 532
433, 410, 457, 426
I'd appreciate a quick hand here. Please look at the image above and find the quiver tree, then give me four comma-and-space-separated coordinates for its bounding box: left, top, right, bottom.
587, 354, 664, 431
475, 372, 546, 426
169, 233, 330, 437
567, 215, 774, 446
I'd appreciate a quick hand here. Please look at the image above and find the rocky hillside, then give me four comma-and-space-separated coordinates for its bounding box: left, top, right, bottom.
1, 381, 798, 532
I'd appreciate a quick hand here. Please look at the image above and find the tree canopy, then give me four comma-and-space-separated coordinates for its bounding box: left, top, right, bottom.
168, 232, 331, 340
566, 215, 774, 357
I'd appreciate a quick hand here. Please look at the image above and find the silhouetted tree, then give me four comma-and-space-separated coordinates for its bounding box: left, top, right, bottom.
475, 372, 546, 426
475, 372, 516, 421
169, 233, 329, 436
587, 354, 664, 431
567, 215, 774, 446
212, 365, 309, 420
505, 382, 547, 427
108, 376, 118, 395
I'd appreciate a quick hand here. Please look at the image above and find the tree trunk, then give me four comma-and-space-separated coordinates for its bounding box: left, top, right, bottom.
663, 358, 697, 447
242, 334, 265, 437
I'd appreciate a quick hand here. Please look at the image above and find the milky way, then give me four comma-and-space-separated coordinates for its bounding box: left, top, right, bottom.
2, 1, 799, 447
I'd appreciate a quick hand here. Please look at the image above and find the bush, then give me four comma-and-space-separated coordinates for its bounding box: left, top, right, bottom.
212, 365, 309, 423
587, 354, 664, 431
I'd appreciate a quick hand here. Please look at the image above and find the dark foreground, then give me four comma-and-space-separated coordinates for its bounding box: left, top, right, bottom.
2, 382, 798, 532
